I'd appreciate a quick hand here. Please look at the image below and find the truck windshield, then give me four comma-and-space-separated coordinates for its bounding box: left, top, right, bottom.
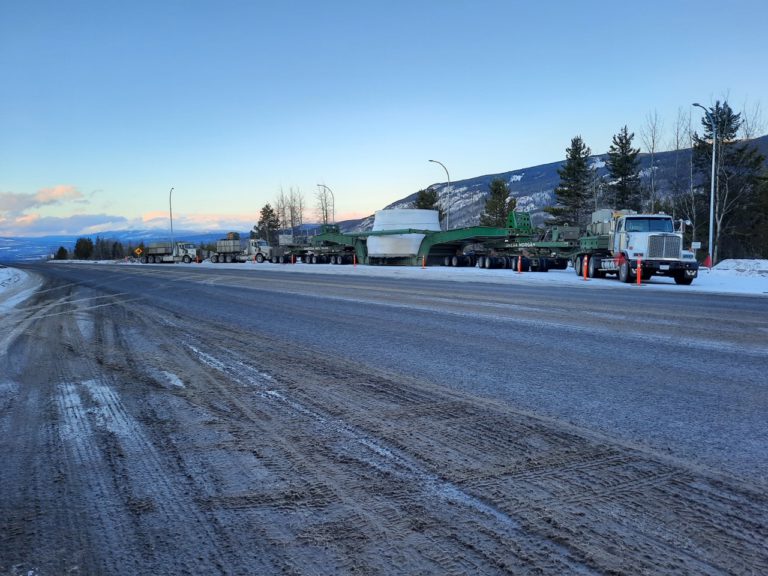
625, 218, 673, 233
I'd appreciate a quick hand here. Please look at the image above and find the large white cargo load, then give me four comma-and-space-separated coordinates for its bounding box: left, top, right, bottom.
367, 209, 440, 257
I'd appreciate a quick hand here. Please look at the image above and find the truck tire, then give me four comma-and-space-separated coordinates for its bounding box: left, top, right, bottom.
574, 256, 583, 276
140, 256, 147, 264
183, 255, 191, 264
619, 260, 632, 283
588, 256, 602, 278
256, 253, 264, 263
674, 273, 694, 285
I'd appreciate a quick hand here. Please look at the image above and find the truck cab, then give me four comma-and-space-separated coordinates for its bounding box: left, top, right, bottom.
613, 214, 677, 261
577, 210, 699, 285
246, 239, 273, 263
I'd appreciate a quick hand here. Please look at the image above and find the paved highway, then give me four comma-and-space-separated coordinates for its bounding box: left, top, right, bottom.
2, 262, 767, 574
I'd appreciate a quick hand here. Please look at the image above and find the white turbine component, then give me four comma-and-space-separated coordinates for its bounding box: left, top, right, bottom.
367, 209, 441, 257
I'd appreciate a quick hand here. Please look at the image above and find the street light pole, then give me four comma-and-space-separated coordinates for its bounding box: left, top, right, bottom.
316, 184, 335, 224
169, 187, 175, 250
428, 159, 451, 230
693, 103, 716, 268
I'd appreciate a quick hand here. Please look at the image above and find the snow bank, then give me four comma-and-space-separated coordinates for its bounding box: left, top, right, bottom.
0, 266, 41, 311
712, 259, 768, 274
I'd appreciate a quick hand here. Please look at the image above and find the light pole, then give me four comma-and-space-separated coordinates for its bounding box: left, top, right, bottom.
428, 159, 451, 230
169, 187, 175, 249
316, 184, 335, 224
692, 102, 716, 268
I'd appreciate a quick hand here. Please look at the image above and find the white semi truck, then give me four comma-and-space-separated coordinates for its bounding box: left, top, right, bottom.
573, 209, 699, 285
210, 238, 273, 263
140, 242, 198, 264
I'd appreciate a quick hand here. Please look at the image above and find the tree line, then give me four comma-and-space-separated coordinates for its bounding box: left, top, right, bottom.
54, 236, 131, 260
544, 100, 766, 263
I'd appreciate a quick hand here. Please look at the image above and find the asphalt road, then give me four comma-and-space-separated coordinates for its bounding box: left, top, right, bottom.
2, 262, 767, 575
22, 262, 768, 482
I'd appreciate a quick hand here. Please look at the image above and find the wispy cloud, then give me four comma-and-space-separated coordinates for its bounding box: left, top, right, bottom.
137, 211, 261, 232
0, 185, 84, 215
0, 210, 263, 237
0, 213, 129, 236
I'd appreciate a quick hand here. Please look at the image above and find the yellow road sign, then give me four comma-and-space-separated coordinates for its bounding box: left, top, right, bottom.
134, 248, 143, 256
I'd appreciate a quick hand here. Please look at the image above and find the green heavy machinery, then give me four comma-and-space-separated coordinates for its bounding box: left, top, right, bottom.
297, 212, 582, 270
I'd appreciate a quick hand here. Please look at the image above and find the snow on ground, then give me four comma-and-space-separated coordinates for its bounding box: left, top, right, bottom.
0, 266, 41, 311
39, 258, 768, 297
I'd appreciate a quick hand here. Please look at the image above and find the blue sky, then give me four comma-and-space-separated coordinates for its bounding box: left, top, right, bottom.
1, 0, 767, 236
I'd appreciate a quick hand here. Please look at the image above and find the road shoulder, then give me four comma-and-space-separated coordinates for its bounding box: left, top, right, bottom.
0, 266, 42, 312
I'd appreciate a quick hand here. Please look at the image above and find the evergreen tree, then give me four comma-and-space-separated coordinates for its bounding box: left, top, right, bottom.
414, 187, 445, 222
258, 203, 280, 245
692, 100, 766, 262
111, 241, 125, 259
92, 236, 110, 260
606, 126, 641, 211
545, 136, 593, 226
73, 237, 94, 259
54, 246, 69, 260
480, 178, 516, 227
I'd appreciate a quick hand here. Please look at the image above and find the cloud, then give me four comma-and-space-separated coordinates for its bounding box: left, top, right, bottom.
0, 185, 84, 215
140, 211, 260, 232
0, 213, 129, 236
0, 210, 262, 237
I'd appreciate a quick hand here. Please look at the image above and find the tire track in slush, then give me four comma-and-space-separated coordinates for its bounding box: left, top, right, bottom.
182, 342, 602, 575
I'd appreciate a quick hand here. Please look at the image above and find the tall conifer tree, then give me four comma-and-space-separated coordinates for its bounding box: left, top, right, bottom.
607, 126, 641, 211
546, 136, 592, 226
480, 178, 516, 227
693, 100, 766, 261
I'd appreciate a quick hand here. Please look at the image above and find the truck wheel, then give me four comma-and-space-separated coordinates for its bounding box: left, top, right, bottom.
183, 255, 191, 264
619, 260, 632, 283
674, 274, 694, 285
140, 256, 147, 264
588, 256, 601, 278
256, 254, 264, 263
574, 256, 583, 276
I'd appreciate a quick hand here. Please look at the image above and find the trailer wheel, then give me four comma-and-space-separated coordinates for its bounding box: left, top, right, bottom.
574, 256, 583, 276
140, 256, 147, 264
619, 260, 632, 283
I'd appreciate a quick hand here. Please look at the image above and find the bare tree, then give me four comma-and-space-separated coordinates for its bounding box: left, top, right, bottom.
640, 110, 664, 211
315, 186, 332, 224
274, 187, 305, 235
740, 100, 765, 140
275, 187, 290, 230
668, 108, 699, 246
288, 187, 304, 231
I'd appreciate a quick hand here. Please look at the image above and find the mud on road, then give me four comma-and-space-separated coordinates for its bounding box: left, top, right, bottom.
1, 276, 767, 575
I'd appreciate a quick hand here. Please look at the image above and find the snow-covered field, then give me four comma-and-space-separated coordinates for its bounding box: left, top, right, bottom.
1, 259, 767, 306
